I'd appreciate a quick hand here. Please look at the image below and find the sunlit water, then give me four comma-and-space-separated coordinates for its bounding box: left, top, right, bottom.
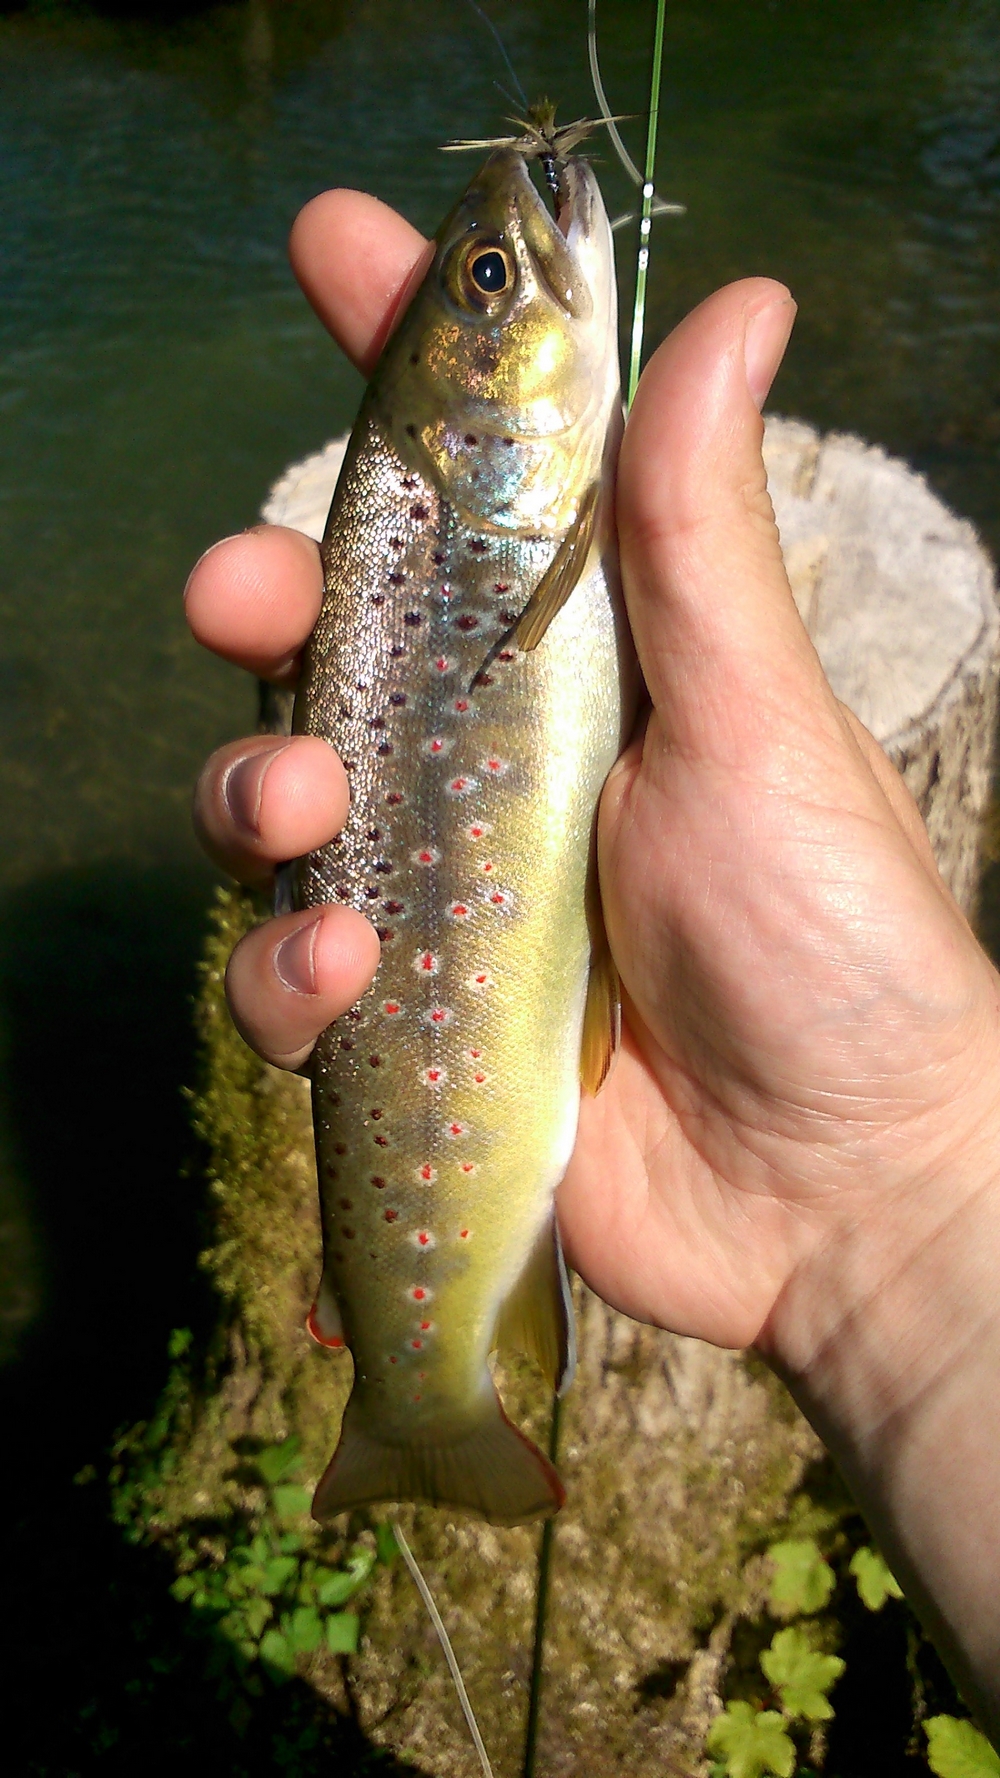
0, 0, 997, 1392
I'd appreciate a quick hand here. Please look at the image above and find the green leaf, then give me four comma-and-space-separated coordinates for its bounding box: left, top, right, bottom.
243, 1595, 272, 1642
925, 1716, 1000, 1778
254, 1437, 302, 1486
260, 1556, 298, 1596
375, 1523, 399, 1565
767, 1539, 836, 1617
258, 1628, 297, 1681
325, 1612, 360, 1655
849, 1547, 903, 1611
167, 1327, 192, 1360
170, 1574, 197, 1602
272, 1483, 313, 1522
706, 1702, 796, 1778
760, 1627, 845, 1721
285, 1605, 324, 1654
250, 1534, 272, 1562
317, 1570, 359, 1608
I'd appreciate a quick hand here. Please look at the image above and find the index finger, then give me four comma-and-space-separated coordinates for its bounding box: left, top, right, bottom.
289, 189, 431, 375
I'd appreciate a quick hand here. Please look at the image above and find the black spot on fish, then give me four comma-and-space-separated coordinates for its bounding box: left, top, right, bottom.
384, 1208, 398, 1221
386, 791, 404, 804
355, 681, 367, 691
371, 1108, 383, 1119
469, 539, 488, 553
384, 901, 404, 915
432, 551, 445, 566
335, 884, 351, 899
370, 1175, 386, 1188
323, 1163, 338, 1179
342, 1227, 355, 1239
390, 537, 403, 550
406, 423, 417, 438
456, 614, 478, 632
365, 886, 379, 900
339, 703, 351, 717
374, 1134, 388, 1147
464, 434, 478, 447
377, 743, 393, 756
409, 354, 419, 367
402, 469, 417, 482
370, 716, 386, 730
503, 435, 515, 446
334, 1143, 347, 1155
498, 651, 516, 662
389, 693, 406, 707
404, 611, 422, 626
375, 928, 394, 942
472, 672, 493, 688
500, 611, 519, 626
339, 1198, 353, 1211
389, 572, 405, 586
371, 595, 384, 607
369, 1054, 382, 1067
410, 503, 429, 521
375, 861, 393, 874
390, 645, 406, 659
340, 1037, 354, 1051
367, 828, 382, 841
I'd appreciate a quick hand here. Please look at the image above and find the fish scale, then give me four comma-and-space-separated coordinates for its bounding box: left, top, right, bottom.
293, 148, 631, 1524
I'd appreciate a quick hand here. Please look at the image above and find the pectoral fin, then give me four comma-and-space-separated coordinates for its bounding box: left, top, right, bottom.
493, 1214, 576, 1396
513, 482, 601, 652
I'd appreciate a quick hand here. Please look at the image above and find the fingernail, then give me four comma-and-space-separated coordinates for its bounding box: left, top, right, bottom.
744, 295, 796, 410
274, 917, 321, 995
224, 743, 289, 836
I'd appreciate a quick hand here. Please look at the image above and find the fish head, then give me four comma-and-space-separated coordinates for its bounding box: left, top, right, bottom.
373, 149, 619, 533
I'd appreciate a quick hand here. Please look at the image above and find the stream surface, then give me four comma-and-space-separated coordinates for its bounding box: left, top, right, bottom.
1, 0, 998, 1486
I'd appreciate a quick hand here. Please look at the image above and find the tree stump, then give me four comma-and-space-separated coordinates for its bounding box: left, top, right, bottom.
126, 421, 997, 1777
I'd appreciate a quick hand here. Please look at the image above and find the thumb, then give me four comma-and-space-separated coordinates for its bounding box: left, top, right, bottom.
618, 279, 831, 764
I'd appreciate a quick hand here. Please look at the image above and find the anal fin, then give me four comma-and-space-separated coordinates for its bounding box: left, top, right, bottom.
580, 940, 621, 1095
492, 1214, 576, 1396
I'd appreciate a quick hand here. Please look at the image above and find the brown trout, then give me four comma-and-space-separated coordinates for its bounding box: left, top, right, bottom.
294, 142, 631, 1525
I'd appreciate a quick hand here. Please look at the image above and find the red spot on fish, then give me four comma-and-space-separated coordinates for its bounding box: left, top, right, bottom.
371, 594, 384, 606
494, 582, 510, 594
434, 656, 454, 673
466, 822, 490, 839
389, 1355, 397, 1363
485, 756, 507, 775
426, 736, 449, 755
411, 1338, 423, 1349
460, 1162, 477, 1175
448, 902, 469, 921
418, 1164, 436, 1183
374, 1134, 388, 1146
498, 650, 516, 662
374, 860, 393, 874
460, 1229, 470, 1239
384, 1209, 398, 1222
447, 1122, 465, 1138
447, 776, 475, 797
386, 791, 403, 805
367, 828, 382, 842
424, 1067, 447, 1087
453, 698, 471, 714
415, 951, 439, 974
417, 1232, 431, 1246
420, 1320, 431, 1331
383, 1000, 402, 1016
473, 1072, 487, 1085
413, 1393, 422, 1402
412, 1287, 427, 1300
481, 860, 495, 874
413, 846, 440, 866
468, 1048, 482, 1059
488, 889, 513, 909
429, 1007, 451, 1024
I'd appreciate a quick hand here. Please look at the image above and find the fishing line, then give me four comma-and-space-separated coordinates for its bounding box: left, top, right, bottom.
626, 0, 669, 408
393, 1521, 496, 1778
521, 1392, 562, 1778
460, 0, 529, 110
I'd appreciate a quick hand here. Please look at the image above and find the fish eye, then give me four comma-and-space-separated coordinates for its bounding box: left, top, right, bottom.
461, 243, 515, 308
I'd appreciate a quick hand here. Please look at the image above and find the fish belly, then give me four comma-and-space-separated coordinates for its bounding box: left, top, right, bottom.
294, 411, 625, 1517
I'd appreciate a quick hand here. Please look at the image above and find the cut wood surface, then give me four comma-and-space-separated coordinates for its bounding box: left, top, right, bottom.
185, 417, 998, 1774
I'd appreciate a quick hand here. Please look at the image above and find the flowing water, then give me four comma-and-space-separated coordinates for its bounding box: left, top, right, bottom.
0, 0, 998, 1758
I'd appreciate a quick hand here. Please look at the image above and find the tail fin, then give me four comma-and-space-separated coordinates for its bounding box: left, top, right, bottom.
312, 1391, 563, 1527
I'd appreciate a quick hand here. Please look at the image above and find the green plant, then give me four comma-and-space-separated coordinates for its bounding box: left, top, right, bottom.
168, 1435, 396, 1684
707, 1530, 1000, 1776
924, 1717, 1000, 1778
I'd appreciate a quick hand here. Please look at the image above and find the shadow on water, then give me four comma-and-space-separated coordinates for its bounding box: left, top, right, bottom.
0, 863, 419, 1776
